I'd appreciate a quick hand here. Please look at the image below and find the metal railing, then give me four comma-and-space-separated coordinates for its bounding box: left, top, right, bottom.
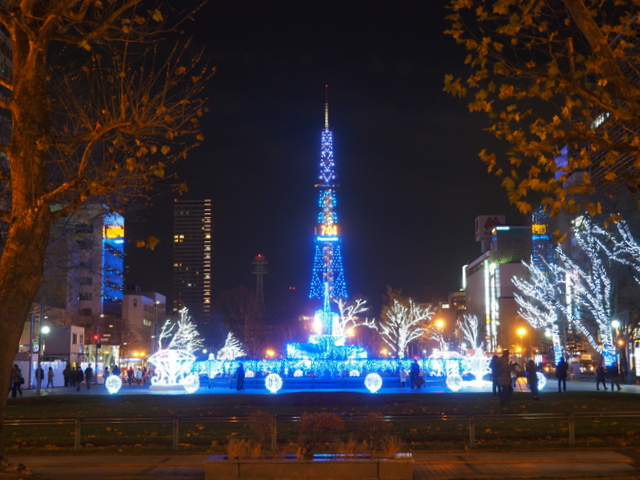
6, 411, 640, 451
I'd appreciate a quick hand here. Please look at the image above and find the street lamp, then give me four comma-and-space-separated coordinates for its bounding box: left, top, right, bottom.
517, 327, 526, 358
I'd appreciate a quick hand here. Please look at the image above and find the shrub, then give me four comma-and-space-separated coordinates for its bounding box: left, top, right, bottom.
247, 411, 275, 448
296, 412, 344, 458
357, 412, 391, 451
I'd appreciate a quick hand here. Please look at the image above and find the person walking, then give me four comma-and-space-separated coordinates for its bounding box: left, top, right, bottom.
104, 366, 110, 379
75, 366, 84, 392
596, 364, 608, 391
63, 365, 70, 388
236, 363, 245, 390
527, 359, 539, 400
608, 364, 622, 391
84, 363, 93, 390
9, 364, 23, 398
489, 354, 502, 397
556, 358, 568, 392
399, 367, 407, 388
498, 350, 514, 407
46, 366, 54, 390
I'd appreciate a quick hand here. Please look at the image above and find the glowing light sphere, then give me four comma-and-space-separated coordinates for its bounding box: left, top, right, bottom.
181, 373, 200, 394
536, 372, 547, 391
294, 369, 304, 377
246, 370, 255, 378
446, 373, 463, 392
265, 373, 283, 393
364, 373, 382, 393
349, 369, 360, 377
105, 375, 122, 394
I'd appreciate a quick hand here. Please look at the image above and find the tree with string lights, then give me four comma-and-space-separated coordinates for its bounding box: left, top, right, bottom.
157, 308, 204, 354
458, 314, 482, 350
217, 332, 246, 361
333, 297, 377, 338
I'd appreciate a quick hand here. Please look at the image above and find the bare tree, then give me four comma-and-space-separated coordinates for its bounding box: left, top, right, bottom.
0, 1, 211, 463
333, 297, 377, 337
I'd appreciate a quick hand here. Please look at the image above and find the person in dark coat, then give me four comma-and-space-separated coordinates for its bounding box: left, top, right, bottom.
608, 364, 622, 391
236, 363, 245, 390
596, 365, 607, 391
84, 363, 93, 390
556, 358, 568, 392
410, 360, 420, 389
63, 365, 71, 388
489, 355, 502, 397
527, 359, 539, 400
498, 350, 514, 407
75, 366, 84, 392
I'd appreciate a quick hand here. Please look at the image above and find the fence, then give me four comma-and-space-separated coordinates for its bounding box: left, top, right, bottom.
6, 411, 640, 452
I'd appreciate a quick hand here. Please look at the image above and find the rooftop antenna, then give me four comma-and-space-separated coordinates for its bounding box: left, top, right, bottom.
324, 85, 329, 129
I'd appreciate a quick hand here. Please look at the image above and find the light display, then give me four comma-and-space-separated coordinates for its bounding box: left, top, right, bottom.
157, 307, 204, 353
378, 298, 432, 358
310, 91, 347, 301
364, 373, 382, 393
459, 314, 481, 349
217, 332, 246, 361
105, 375, 122, 394
446, 373, 463, 392
148, 349, 197, 393
181, 372, 200, 394
265, 373, 283, 393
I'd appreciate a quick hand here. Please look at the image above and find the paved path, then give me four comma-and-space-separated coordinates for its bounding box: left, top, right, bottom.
8, 449, 640, 480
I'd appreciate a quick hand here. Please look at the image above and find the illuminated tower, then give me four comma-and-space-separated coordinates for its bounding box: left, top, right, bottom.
252, 254, 268, 314
309, 88, 347, 331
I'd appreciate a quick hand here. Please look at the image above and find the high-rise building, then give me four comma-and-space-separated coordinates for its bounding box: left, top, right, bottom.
172, 199, 212, 327
309, 88, 347, 316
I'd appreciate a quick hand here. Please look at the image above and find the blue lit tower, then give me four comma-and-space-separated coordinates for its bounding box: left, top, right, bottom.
309, 88, 347, 334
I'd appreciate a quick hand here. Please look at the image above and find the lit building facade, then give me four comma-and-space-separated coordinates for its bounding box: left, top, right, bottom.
465, 219, 531, 352
172, 199, 212, 327
309, 91, 347, 321
122, 288, 166, 354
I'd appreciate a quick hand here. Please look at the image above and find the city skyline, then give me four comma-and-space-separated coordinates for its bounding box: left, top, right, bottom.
124, 1, 524, 315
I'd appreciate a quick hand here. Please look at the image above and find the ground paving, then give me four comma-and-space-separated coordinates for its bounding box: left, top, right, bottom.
7, 449, 640, 479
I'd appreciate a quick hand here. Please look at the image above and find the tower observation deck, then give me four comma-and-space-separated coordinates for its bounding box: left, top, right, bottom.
309, 87, 347, 305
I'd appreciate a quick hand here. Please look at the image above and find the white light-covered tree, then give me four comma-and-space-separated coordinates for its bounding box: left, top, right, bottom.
378, 289, 433, 358
333, 297, 377, 337
594, 220, 640, 286
513, 259, 564, 363
217, 332, 246, 361
427, 326, 448, 353
157, 308, 204, 353
458, 314, 482, 350
556, 217, 616, 364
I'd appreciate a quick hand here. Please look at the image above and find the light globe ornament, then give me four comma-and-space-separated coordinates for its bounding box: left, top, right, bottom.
105, 375, 122, 394
364, 373, 382, 393
446, 373, 463, 392
536, 372, 547, 391
181, 372, 201, 394
265, 373, 283, 393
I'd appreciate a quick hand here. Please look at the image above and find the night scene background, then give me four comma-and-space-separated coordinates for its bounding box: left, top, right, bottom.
125, 1, 523, 318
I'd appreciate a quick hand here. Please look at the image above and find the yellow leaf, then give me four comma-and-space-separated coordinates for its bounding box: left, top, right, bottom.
161, 145, 171, 155
152, 9, 164, 22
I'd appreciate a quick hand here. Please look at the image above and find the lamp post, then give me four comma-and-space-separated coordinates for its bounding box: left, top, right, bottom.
612, 320, 621, 374
36, 325, 50, 397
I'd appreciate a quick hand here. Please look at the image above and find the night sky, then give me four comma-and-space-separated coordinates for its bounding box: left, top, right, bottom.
125, 1, 523, 315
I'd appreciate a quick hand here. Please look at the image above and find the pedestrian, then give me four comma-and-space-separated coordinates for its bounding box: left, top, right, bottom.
104, 366, 110, 379
556, 358, 568, 392
35, 365, 44, 390
9, 364, 23, 398
498, 350, 513, 407
127, 367, 134, 385
63, 365, 70, 388
608, 364, 622, 391
142, 366, 148, 385
511, 361, 520, 388
75, 366, 84, 392
46, 366, 54, 389
596, 364, 607, 391
527, 359, 539, 400
489, 355, 502, 397
410, 360, 420, 389
112, 365, 121, 377
84, 363, 93, 390
399, 367, 407, 388
135, 367, 143, 385
236, 363, 245, 390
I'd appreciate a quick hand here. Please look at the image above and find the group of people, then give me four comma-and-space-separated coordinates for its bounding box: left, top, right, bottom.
490, 350, 540, 406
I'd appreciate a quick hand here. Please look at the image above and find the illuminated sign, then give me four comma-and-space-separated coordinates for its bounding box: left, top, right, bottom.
317, 236, 339, 242
320, 224, 338, 236
104, 225, 124, 239
532, 224, 547, 235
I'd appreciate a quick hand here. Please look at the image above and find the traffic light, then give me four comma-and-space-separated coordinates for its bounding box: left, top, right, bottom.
93, 334, 99, 342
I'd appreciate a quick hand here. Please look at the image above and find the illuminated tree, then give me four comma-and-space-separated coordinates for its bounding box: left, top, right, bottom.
157, 308, 204, 354
0, 1, 211, 463
216, 332, 246, 361
333, 297, 377, 337
594, 220, 640, 285
458, 314, 482, 350
218, 286, 265, 358
444, 0, 640, 217
513, 260, 564, 363
378, 288, 433, 358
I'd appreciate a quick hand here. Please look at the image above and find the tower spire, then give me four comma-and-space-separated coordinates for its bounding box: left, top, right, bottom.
324, 85, 329, 129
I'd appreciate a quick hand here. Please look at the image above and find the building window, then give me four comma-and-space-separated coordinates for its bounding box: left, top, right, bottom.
133, 299, 138, 307
79, 277, 93, 285
80, 308, 92, 316
72, 333, 77, 345
79, 293, 92, 301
